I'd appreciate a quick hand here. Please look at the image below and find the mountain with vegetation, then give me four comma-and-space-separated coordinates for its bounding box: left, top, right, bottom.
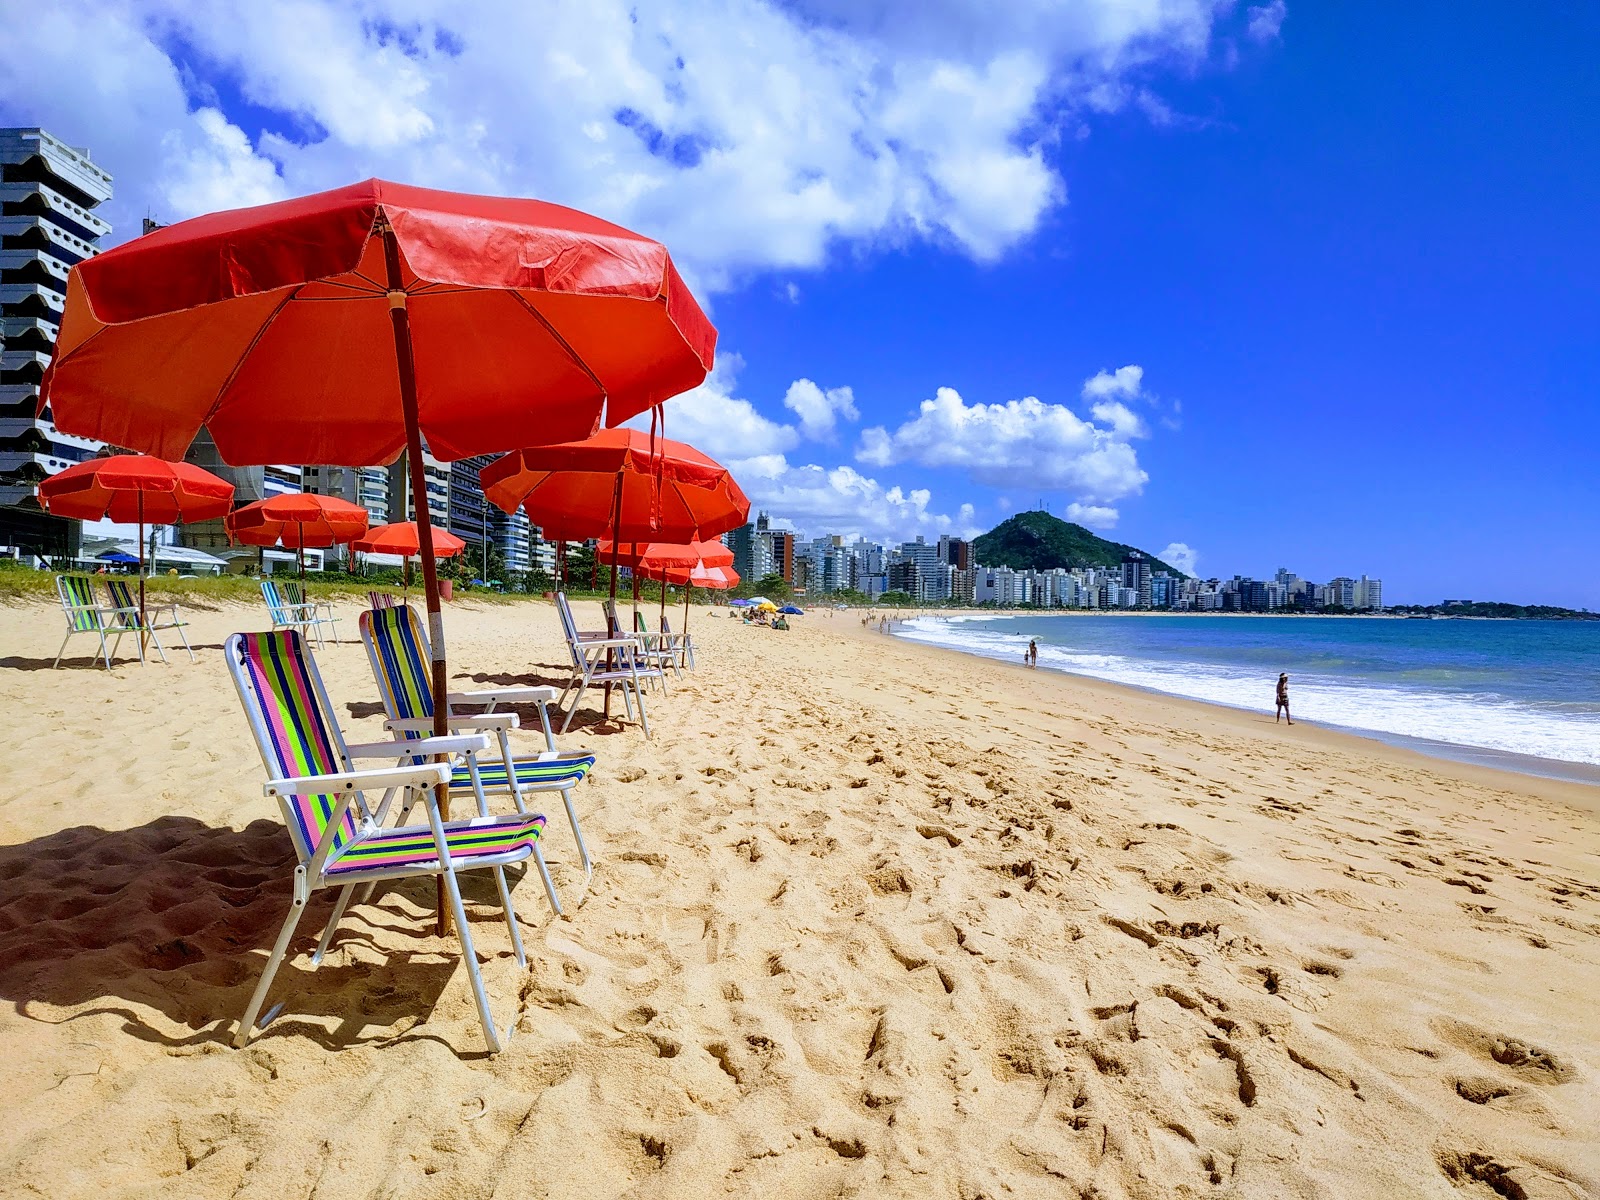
972, 510, 1188, 577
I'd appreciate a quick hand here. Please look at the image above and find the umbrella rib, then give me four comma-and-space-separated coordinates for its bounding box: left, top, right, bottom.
200, 287, 302, 429
506, 291, 608, 397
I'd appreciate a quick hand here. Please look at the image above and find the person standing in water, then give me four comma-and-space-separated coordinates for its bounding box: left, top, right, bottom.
1275, 673, 1293, 724
1028, 639, 1039, 668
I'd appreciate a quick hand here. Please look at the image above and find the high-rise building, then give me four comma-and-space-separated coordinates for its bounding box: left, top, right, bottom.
1353, 575, 1383, 610
386, 448, 450, 530
938, 535, 972, 570
0, 128, 112, 556
1120, 551, 1152, 608
726, 517, 773, 583
769, 529, 795, 584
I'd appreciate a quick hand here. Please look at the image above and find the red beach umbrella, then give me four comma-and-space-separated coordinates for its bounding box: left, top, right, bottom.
226, 494, 370, 578
37, 454, 234, 643
601, 539, 735, 630
353, 520, 466, 558
481, 429, 748, 547
40, 180, 717, 936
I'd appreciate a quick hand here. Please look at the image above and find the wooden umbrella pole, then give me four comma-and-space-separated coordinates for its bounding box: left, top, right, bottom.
137, 493, 149, 658
603, 475, 623, 719
382, 219, 453, 936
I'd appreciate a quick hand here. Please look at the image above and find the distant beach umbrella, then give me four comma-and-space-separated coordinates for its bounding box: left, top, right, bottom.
226, 494, 370, 578
353, 520, 466, 558
38, 454, 234, 645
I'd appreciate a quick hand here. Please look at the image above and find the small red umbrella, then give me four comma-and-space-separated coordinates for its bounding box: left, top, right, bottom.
353, 520, 466, 558
37, 455, 234, 645
226, 494, 370, 578
599, 539, 734, 630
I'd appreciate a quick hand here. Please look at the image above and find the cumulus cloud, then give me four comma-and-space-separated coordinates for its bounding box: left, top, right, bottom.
1066, 503, 1119, 529
1159, 542, 1200, 575
1246, 1, 1287, 43
740, 461, 980, 545
856, 385, 1148, 502
1, 0, 1246, 285
782, 379, 859, 441
634, 355, 799, 463
1081, 364, 1144, 401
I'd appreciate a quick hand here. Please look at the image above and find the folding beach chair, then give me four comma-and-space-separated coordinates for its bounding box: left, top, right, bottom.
360, 604, 595, 913
599, 598, 668, 694
368, 591, 398, 610
104, 578, 195, 663
555, 592, 658, 736
282, 580, 340, 645
226, 629, 550, 1054
260, 579, 318, 641
633, 610, 683, 679
52, 575, 137, 669
661, 613, 695, 671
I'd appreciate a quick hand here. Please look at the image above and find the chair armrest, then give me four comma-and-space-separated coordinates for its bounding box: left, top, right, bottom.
446, 685, 560, 706
264, 761, 450, 796
385, 713, 520, 734
578, 636, 644, 650
345, 733, 492, 759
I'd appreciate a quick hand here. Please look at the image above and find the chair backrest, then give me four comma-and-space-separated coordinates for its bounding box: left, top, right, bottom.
225, 630, 358, 862
368, 591, 397, 609
359, 605, 435, 742
602, 598, 623, 637
260, 579, 289, 620
281, 580, 307, 606
554, 593, 586, 670
56, 575, 106, 632
104, 578, 142, 626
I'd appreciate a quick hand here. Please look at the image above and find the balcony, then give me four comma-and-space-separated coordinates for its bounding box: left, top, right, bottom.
0, 181, 110, 242
0, 130, 114, 209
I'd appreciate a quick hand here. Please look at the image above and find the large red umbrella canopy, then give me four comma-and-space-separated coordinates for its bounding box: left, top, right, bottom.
226, 494, 370, 549
36, 454, 233, 523
353, 520, 465, 558
37, 454, 235, 642
481, 428, 749, 544
41, 179, 716, 464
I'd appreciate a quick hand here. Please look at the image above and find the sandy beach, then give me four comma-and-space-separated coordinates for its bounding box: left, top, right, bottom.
0, 595, 1596, 1199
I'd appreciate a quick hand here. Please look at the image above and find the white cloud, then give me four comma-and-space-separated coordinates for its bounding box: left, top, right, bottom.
1066, 503, 1119, 529
1081, 364, 1144, 400
2, 0, 1247, 286
738, 459, 980, 545
1159, 541, 1200, 575
1246, 1, 1287, 43
857, 385, 1148, 502
782, 378, 859, 441
638, 355, 799, 463
1087, 400, 1146, 439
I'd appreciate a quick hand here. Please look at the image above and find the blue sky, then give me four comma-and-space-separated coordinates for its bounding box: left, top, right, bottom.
4, 2, 1596, 605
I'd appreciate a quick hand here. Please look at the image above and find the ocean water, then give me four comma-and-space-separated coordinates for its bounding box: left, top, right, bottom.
891, 614, 1600, 781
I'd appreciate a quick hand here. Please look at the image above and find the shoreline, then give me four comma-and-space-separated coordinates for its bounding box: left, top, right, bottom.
875, 613, 1600, 792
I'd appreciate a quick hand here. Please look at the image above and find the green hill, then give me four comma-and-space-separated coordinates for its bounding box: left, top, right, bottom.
972, 511, 1187, 577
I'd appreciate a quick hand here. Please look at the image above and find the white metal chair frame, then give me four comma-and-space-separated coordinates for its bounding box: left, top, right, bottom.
358, 606, 593, 914
284, 580, 342, 644
104, 578, 195, 664
555, 592, 659, 737
225, 631, 551, 1055
52, 576, 138, 669
260, 579, 322, 644
659, 614, 695, 671
600, 598, 671, 693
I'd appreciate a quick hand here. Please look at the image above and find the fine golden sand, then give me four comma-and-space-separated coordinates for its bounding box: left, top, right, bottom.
0, 597, 1597, 1199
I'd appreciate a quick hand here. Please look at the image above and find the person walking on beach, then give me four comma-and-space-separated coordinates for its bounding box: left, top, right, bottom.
1275, 673, 1293, 724
1028, 639, 1039, 668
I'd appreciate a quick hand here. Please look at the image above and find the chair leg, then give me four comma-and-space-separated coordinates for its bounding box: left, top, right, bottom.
310, 883, 356, 966
561, 676, 591, 734
53, 630, 72, 669
440, 866, 504, 1054
494, 866, 529, 963
560, 786, 592, 882
529, 841, 561, 917
175, 619, 197, 663
635, 681, 651, 739
146, 625, 169, 665
235, 869, 311, 1048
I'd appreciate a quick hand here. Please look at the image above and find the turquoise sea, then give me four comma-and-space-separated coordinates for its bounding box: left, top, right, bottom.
891, 614, 1600, 784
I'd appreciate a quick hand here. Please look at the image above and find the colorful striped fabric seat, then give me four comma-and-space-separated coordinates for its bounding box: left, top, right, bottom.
105, 578, 195, 663
226, 628, 550, 1055
360, 602, 595, 914
52, 575, 137, 669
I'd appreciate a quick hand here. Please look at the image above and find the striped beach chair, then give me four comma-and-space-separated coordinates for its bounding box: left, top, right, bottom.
260, 579, 318, 641
282, 580, 340, 645
359, 604, 595, 912
661, 614, 695, 670
104, 578, 195, 663
226, 629, 550, 1054
556, 592, 657, 737
368, 591, 399, 610
52, 575, 136, 669
633, 610, 683, 679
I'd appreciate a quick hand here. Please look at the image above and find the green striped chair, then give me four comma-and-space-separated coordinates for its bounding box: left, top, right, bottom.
53, 575, 136, 669
260, 579, 318, 641
104, 578, 195, 663
226, 629, 551, 1055
282, 580, 340, 645
359, 604, 595, 914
